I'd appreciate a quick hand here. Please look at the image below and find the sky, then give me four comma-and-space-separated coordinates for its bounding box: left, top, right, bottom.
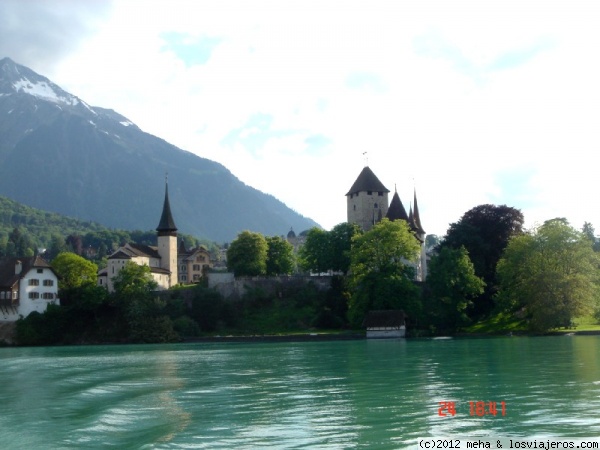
2, 0, 600, 238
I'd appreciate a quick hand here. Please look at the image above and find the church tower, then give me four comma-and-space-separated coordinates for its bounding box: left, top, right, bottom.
156, 178, 178, 287
346, 166, 390, 231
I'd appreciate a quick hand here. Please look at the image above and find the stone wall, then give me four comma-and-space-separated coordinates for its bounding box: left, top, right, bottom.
207, 273, 333, 300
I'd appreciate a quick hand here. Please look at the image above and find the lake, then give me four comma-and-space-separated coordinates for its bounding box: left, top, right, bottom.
1, 336, 599, 449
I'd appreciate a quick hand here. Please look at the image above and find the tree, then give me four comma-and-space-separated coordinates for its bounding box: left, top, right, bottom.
112, 262, 158, 295
350, 218, 421, 280
112, 262, 177, 343
496, 218, 600, 331
440, 204, 524, 319
581, 222, 600, 252
329, 222, 362, 275
426, 246, 485, 331
51, 252, 98, 291
298, 227, 331, 274
7, 227, 34, 257
348, 218, 422, 326
299, 223, 361, 275
425, 234, 441, 251
227, 231, 268, 276
66, 234, 84, 255
266, 236, 295, 275
46, 234, 67, 260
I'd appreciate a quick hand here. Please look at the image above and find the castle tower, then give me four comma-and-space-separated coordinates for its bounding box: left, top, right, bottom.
346, 166, 390, 231
156, 178, 178, 287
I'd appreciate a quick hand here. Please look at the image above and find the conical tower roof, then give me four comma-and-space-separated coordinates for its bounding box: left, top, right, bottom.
156, 180, 177, 236
412, 188, 425, 234
386, 187, 409, 222
346, 166, 389, 196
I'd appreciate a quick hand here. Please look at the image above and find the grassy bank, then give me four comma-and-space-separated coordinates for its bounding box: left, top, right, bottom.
462, 313, 600, 335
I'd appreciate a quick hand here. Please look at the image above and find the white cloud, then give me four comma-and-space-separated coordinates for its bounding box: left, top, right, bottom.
36, 0, 600, 237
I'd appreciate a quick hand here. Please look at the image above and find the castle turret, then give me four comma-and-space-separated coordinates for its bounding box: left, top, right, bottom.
346, 166, 390, 231
156, 178, 178, 287
386, 185, 409, 223
408, 188, 427, 281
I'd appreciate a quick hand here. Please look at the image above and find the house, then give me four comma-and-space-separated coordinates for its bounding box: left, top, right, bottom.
178, 242, 212, 284
0, 256, 59, 322
98, 243, 173, 292
98, 179, 178, 292
363, 310, 407, 338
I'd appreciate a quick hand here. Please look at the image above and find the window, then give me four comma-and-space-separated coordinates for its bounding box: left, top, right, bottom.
378, 192, 383, 196
37, 269, 43, 274
43, 279, 54, 286
29, 292, 40, 299
367, 191, 372, 195
181, 275, 187, 282
180, 265, 187, 272
42, 293, 55, 300
193, 264, 201, 271
374, 203, 378, 208
28, 279, 39, 286
0, 292, 4, 300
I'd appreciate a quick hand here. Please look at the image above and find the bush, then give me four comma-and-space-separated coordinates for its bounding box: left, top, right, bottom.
173, 315, 201, 337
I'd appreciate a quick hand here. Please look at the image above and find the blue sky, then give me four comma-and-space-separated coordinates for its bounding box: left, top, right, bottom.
3, 0, 600, 237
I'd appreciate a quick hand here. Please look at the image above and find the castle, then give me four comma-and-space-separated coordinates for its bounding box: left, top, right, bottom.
98, 167, 426, 290
346, 166, 427, 280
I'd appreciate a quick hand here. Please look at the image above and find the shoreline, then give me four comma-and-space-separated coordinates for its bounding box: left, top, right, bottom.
183, 329, 600, 344
183, 332, 366, 343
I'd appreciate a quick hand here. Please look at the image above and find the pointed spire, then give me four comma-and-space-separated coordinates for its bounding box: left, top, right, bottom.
156, 175, 177, 236
412, 188, 425, 234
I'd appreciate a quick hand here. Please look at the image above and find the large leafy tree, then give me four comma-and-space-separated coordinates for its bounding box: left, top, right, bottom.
426, 246, 485, 331
266, 235, 295, 275
112, 262, 177, 343
496, 218, 600, 331
329, 222, 362, 274
348, 218, 421, 326
298, 227, 331, 274
51, 252, 98, 291
441, 204, 524, 319
227, 231, 268, 276
299, 223, 362, 275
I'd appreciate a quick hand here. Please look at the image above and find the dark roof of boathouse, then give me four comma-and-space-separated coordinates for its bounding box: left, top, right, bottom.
362, 310, 406, 328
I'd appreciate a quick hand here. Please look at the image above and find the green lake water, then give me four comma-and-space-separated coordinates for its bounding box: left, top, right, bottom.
1, 336, 599, 449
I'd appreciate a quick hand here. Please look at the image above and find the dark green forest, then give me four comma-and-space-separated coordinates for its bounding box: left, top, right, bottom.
0, 195, 217, 262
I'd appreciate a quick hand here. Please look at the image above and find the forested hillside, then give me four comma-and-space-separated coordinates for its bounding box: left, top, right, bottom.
0, 195, 213, 261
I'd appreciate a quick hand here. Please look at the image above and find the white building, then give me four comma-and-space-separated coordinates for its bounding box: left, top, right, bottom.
98, 180, 178, 292
0, 256, 60, 321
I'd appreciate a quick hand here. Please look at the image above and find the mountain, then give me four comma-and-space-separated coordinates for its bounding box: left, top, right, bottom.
0, 57, 319, 243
